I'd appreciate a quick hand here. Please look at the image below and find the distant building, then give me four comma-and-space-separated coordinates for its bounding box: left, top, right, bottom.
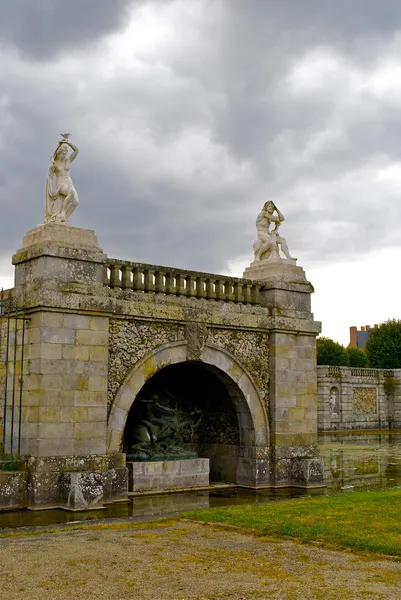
349, 324, 378, 348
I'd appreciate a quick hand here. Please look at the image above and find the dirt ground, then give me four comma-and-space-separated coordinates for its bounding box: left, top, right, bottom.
0, 520, 400, 600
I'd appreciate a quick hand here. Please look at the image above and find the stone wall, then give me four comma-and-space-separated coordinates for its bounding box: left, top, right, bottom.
317, 366, 401, 430
0, 221, 324, 510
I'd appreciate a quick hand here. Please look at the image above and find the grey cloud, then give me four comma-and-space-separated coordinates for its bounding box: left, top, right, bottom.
0, 0, 134, 60
2, 0, 401, 281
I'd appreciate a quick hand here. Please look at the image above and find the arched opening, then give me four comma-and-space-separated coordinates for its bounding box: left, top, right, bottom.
122, 361, 252, 483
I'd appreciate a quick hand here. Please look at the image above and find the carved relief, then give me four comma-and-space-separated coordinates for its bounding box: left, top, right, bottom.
185, 322, 208, 361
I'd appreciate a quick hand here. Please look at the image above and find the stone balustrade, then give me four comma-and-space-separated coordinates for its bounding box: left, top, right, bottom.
104, 260, 263, 304
326, 366, 395, 379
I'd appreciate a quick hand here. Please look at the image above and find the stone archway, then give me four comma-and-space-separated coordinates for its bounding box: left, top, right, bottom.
107, 341, 269, 487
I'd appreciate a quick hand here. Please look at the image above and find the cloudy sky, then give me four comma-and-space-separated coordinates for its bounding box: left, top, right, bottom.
1, 0, 401, 345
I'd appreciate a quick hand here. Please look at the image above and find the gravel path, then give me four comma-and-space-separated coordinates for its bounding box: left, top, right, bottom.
0, 520, 400, 599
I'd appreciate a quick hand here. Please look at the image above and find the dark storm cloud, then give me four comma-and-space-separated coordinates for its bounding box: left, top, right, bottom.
0, 0, 133, 60
2, 0, 401, 282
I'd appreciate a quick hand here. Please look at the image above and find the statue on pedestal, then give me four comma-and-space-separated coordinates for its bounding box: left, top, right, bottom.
253, 201, 296, 262
44, 135, 79, 225
329, 390, 338, 414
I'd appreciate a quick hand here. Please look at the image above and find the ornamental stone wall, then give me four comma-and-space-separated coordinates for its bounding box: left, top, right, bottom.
317, 366, 401, 430
0, 222, 323, 509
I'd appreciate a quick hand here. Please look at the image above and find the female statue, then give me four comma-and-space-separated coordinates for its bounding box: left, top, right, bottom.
44, 138, 79, 224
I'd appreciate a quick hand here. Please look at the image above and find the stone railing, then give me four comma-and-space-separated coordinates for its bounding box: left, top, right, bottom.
327, 366, 341, 378
350, 368, 378, 378
104, 259, 263, 304
323, 366, 395, 379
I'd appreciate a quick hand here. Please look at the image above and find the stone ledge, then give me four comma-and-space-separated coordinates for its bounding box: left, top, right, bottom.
244, 259, 307, 284
127, 458, 210, 492
13, 244, 106, 265
27, 453, 125, 473
19, 224, 101, 251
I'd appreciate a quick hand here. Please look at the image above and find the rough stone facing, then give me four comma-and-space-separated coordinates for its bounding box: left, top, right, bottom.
208, 328, 269, 409
0, 472, 28, 510
353, 387, 377, 414
108, 319, 185, 410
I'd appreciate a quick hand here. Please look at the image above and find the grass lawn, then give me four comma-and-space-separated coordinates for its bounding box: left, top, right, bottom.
181, 488, 401, 557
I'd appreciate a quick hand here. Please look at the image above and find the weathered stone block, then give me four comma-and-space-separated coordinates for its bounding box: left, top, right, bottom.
74, 439, 106, 455
62, 345, 90, 361
290, 457, 325, 485
41, 327, 75, 345
106, 452, 126, 470
38, 312, 64, 328
60, 472, 104, 509
236, 457, 270, 487
63, 314, 92, 330
88, 375, 107, 392
76, 329, 108, 346
74, 391, 107, 407
89, 346, 108, 361
74, 422, 106, 440
90, 317, 109, 332
37, 438, 75, 457
0, 472, 28, 510
28, 471, 60, 506
103, 467, 128, 502
127, 458, 210, 492
83, 361, 107, 376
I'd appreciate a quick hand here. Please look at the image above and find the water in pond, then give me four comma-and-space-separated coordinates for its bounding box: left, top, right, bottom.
1, 431, 400, 530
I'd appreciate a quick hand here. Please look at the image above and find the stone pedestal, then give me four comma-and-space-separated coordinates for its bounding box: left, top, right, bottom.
243, 256, 307, 283
13, 223, 106, 289
244, 255, 324, 487
127, 459, 210, 493
11, 224, 109, 459
1, 223, 129, 510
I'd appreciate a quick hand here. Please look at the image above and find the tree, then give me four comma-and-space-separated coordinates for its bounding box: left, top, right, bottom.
365, 320, 401, 369
317, 337, 348, 366
346, 346, 367, 367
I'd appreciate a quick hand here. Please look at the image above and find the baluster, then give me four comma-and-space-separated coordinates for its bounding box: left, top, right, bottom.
224, 281, 234, 302
196, 277, 206, 299
103, 265, 110, 286
132, 268, 144, 292
175, 273, 186, 296
186, 275, 196, 298
143, 270, 154, 292
205, 278, 215, 300
109, 264, 121, 288
121, 266, 132, 290
242, 282, 252, 303
251, 284, 260, 304
233, 282, 243, 302
165, 272, 174, 294
215, 279, 224, 300
154, 271, 165, 293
